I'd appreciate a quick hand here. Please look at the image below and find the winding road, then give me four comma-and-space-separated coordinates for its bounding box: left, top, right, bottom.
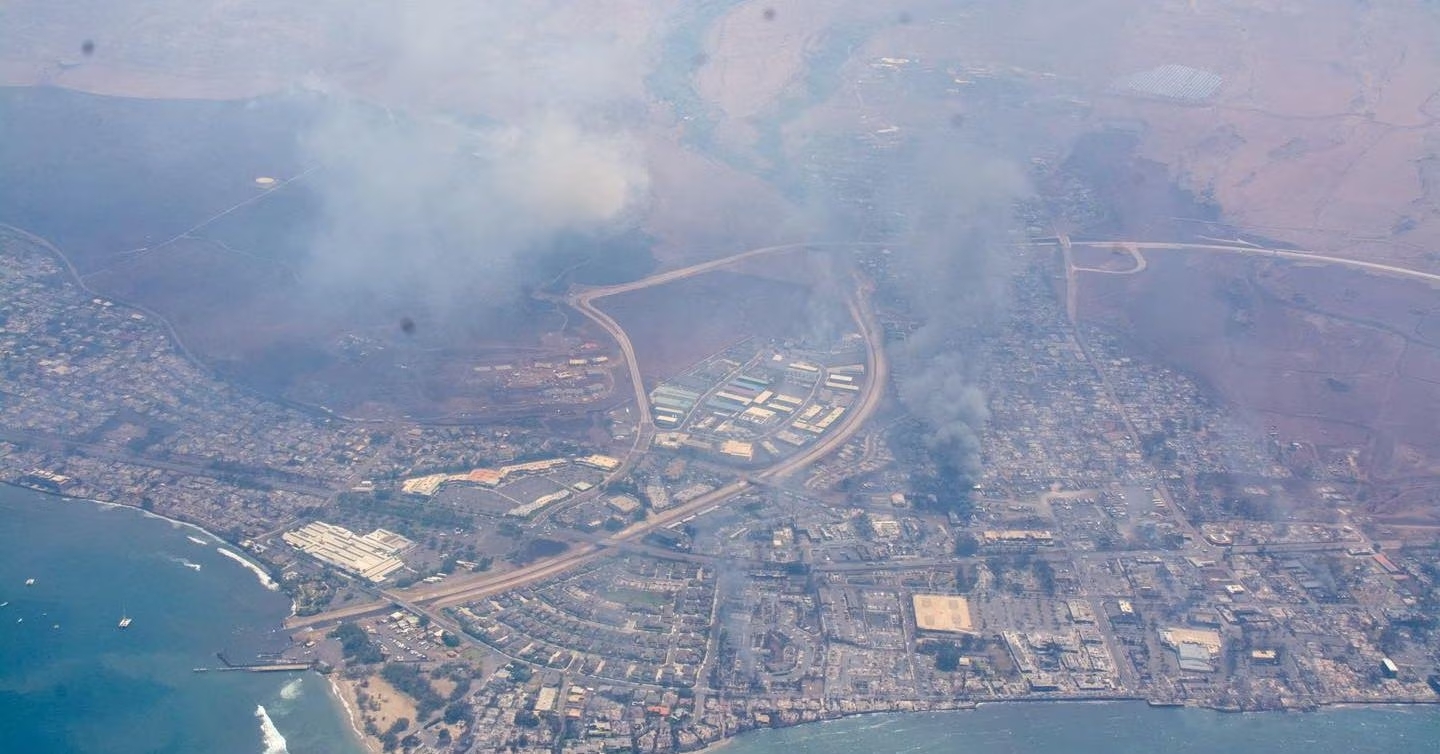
1063, 238, 1440, 287
288, 242, 891, 630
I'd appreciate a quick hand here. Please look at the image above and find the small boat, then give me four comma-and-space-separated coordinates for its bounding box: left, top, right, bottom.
118, 613, 132, 629
25, 578, 35, 586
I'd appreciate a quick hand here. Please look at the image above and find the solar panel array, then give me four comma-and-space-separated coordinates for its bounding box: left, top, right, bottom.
1113, 64, 1223, 102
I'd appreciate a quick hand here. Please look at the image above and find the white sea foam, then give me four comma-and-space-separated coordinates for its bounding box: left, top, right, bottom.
217, 548, 278, 591
66, 495, 225, 546
280, 677, 303, 701
166, 555, 203, 571
255, 705, 289, 754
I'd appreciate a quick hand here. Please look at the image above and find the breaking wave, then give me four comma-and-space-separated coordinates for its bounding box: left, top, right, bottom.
166, 555, 202, 571
255, 705, 289, 754
216, 548, 278, 591
280, 677, 303, 701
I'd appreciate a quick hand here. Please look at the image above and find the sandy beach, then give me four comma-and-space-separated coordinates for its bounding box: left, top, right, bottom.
329, 675, 383, 754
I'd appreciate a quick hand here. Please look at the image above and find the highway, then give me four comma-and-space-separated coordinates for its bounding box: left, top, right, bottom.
759, 276, 889, 482
290, 242, 891, 631
569, 289, 654, 478
569, 241, 885, 301
286, 480, 755, 628
1063, 239, 1440, 287
566, 240, 889, 442
290, 235, 1440, 633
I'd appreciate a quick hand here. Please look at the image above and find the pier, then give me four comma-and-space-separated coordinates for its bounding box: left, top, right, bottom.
191, 652, 315, 674
191, 663, 313, 674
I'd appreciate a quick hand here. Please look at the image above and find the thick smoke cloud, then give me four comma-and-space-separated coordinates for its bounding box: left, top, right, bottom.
299, 108, 649, 312
882, 139, 1029, 478
293, 2, 653, 317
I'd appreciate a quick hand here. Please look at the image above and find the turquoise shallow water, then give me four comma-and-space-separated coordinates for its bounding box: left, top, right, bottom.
719, 700, 1440, 754
6, 483, 1439, 754
0, 484, 362, 754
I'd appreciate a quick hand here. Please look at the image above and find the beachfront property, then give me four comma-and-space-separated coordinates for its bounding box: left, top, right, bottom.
1160, 627, 1223, 673
282, 521, 414, 582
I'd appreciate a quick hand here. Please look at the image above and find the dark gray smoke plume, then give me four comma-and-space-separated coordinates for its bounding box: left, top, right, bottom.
882, 139, 1029, 478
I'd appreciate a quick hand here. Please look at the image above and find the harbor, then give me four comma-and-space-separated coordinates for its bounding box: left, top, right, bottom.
0, 484, 363, 753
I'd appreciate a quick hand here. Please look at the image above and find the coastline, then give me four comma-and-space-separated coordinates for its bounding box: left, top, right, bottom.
2, 482, 284, 591
688, 700, 1440, 754
12, 482, 1440, 750
214, 547, 280, 591
683, 693, 1440, 753
329, 675, 383, 754
0, 481, 364, 753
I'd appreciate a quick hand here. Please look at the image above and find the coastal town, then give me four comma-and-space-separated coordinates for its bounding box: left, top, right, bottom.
4, 217, 1440, 754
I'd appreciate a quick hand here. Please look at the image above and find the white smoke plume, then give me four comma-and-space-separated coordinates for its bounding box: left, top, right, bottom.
291, 2, 656, 316
298, 106, 649, 312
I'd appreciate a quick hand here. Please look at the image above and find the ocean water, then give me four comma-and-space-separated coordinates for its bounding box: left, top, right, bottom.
8, 482, 1438, 754
720, 701, 1440, 754
0, 485, 362, 754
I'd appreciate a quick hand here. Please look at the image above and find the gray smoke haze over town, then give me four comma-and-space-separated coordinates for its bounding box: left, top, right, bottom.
794, 130, 1030, 478
883, 142, 1029, 478
293, 2, 655, 315
298, 107, 649, 312
292, 1, 1033, 468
